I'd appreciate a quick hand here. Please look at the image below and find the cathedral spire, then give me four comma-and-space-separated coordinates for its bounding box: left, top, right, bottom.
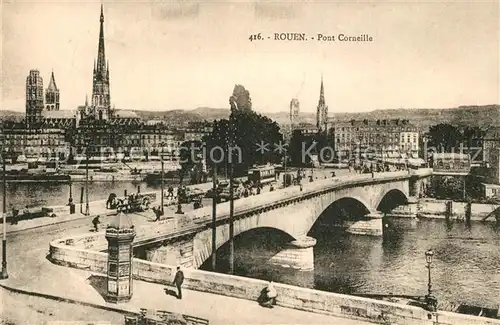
316, 75, 328, 131
318, 74, 325, 106
91, 4, 111, 118
47, 70, 58, 91
85, 94, 88, 106
96, 3, 106, 76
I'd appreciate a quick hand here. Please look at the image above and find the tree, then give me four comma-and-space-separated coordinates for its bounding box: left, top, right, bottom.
427, 124, 461, 152
178, 140, 204, 184
288, 129, 323, 167
230, 84, 252, 112
203, 95, 282, 176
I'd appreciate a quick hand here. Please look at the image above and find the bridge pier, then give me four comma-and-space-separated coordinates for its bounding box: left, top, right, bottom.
410, 177, 423, 198
346, 212, 383, 236
268, 236, 317, 271
143, 238, 194, 269
386, 196, 419, 219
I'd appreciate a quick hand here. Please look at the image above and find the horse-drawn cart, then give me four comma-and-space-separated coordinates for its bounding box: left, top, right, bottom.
128, 194, 152, 213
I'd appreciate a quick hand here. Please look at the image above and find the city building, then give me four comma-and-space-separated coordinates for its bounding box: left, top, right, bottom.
479, 128, 500, 197
483, 147, 500, 197
316, 77, 328, 132
25, 70, 44, 128
483, 126, 500, 164
182, 122, 213, 142
331, 119, 420, 162
2, 5, 216, 163
0, 123, 70, 161
431, 153, 471, 175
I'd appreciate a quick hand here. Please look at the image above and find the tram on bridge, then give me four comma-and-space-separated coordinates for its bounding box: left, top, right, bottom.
247, 165, 276, 185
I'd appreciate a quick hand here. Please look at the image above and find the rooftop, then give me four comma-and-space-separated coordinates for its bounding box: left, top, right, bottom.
113, 110, 139, 119
42, 110, 77, 119
433, 153, 470, 159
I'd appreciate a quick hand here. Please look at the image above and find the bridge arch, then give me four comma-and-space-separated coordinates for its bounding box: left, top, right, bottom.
300, 194, 373, 236
193, 224, 296, 269
375, 188, 409, 213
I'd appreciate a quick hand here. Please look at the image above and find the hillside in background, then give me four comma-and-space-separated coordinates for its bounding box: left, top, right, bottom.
1, 105, 498, 130
0, 110, 24, 122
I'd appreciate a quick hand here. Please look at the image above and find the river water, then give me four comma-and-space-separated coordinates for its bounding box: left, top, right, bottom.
3, 182, 499, 309
201, 218, 500, 309
0, 181, 163, 209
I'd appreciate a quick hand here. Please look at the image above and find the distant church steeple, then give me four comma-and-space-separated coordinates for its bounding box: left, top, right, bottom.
91, 3, 111, 120
316, 75, 328, 132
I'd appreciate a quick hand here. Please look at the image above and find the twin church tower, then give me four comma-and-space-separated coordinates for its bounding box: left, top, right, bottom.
25, 4, 112, 127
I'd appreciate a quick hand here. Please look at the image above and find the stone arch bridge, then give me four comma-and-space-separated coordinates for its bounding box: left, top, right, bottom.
133, 169, 431, 270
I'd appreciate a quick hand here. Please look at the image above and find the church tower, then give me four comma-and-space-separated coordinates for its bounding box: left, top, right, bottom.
316, 76, 328, 132
25, 70, 44, 128
91, 4, 111, 120
45, 71, 60, 111
290, 98, 300, 128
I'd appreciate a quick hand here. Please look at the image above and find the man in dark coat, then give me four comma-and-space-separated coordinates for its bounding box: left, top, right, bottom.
173, 266, 184, 299
92, 216, 100, 232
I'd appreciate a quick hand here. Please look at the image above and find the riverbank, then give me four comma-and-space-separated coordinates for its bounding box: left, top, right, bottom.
48, 230, 500, 325
418, 199, 499, 221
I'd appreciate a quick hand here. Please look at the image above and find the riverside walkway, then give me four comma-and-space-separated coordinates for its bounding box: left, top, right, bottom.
1, 214, 371, 325
3, 181, 215, 234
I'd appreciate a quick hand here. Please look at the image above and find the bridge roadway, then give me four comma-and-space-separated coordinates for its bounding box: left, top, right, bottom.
131, 169, 432, 248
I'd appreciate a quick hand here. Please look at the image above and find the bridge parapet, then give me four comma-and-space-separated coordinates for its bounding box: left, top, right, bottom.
134, 169, 431, 246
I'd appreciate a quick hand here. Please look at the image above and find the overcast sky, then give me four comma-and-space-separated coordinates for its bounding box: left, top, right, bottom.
2, 0, 499, 114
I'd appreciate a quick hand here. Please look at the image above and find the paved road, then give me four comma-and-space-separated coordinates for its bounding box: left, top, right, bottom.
1, 287, 125, 325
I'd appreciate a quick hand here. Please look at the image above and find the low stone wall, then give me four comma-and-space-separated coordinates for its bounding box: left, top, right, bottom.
49, 234, 500, 325
49, 237, 107, 273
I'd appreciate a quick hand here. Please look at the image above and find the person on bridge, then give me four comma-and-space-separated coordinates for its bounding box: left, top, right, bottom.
172, 266, 184, 299
92, 216, 101, 232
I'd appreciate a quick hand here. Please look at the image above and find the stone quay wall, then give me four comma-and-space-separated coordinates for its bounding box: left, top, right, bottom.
49, 235, 500, 325
418, 200, 499, 220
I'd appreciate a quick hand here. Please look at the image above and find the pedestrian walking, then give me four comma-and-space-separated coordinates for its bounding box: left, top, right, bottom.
153, 206, 162, 222
92, 215, 101, 232
172, 266, 184, 299
10, 206, 19, 225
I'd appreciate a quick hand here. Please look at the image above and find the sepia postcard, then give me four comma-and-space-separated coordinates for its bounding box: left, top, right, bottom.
1, 1, 499, 324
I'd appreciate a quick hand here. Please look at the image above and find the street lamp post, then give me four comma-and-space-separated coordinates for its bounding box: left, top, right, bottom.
228, 97, 236, 275
175, 169, 184, 215
85, 142, 90, 216
425, 249, 437, 311
160, 159, 164, 215
283, 145, 287, 188
211, 163, 217, 271
1, 151, 8, 279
